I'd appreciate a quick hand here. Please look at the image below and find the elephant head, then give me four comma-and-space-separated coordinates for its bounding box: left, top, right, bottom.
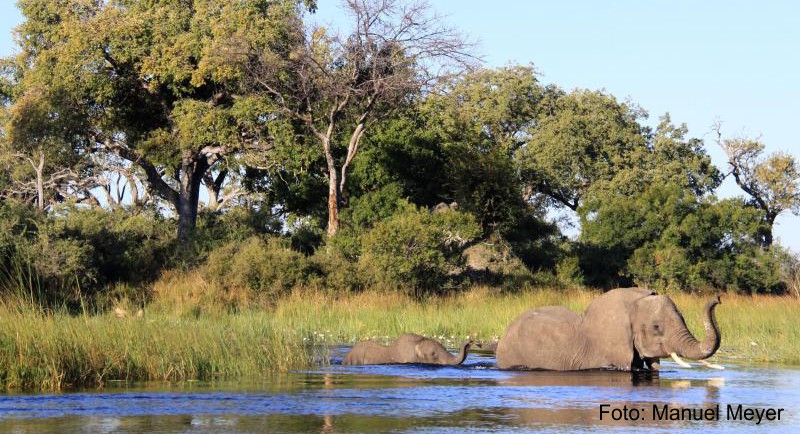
582, 288, 721, 369
414, 338, 474, 365
630, 294, 721, 364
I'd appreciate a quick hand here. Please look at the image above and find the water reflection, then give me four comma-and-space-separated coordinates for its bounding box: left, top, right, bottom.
1, 349, 798, 433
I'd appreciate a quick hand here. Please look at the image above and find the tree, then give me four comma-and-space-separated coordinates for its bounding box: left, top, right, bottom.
516, 89, 648, 211
426, 65, 548, 155
423, 66, 551, 231
247, 0, 474, 236
637, 114, 720, 196
1, 85, 97, 210
6, 0, 311, 241
715, 124, 800, 247
581, 182, 782, 293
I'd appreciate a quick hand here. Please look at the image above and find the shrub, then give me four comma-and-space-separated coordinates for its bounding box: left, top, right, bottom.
0, 204, 173, 309
306, 250, 364, 293
204, 236, 313, 299
359, 206, 480, 296
50, 207, 174, 287
193, 207, 282, 256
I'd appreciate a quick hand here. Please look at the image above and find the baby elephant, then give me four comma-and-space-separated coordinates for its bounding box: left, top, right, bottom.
343, 333, 474, 366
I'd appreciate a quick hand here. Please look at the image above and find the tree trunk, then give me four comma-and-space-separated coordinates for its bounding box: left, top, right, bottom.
203, 170, 228, 212
762, 213, 776, 248
128, 172, 140, 208
176, 153, 207, 242
206, 184, 219, 212
327, 171, 340, 236
323, 137, 340, 236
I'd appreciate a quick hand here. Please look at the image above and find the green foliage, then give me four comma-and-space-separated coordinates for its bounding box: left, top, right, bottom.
517, 89, 648, 210
0, 0, 796, 307
344, 184, 414, 232
556, 254, 584, 287
349, 115, 449, 207
305, 250, 364, 293
0, 204, 174, 308
205, 236, 313, 299
580, 183, 784, 293
191, 207, 283, 260
359, 207, 481, 296
6, 0, 311, 239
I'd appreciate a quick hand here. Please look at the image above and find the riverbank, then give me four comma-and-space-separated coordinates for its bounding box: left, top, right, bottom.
1, 283, 798, 391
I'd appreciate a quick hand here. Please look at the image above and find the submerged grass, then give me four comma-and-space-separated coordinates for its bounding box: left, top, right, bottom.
2, 272, 799, 391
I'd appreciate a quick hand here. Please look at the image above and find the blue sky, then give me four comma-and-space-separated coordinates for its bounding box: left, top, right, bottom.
2, 1, 798, 251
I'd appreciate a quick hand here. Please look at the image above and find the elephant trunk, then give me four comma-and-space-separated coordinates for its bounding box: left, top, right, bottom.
672, 295, 721, 360
448, 341, 472, 365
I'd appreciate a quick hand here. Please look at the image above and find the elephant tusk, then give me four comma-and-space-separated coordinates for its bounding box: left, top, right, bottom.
670, 352, 693, 368
700, 359, 725, 370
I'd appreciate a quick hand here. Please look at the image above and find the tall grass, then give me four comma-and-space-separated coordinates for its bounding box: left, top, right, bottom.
0, 305, 312, 391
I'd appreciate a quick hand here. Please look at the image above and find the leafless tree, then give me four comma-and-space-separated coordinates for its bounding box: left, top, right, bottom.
247, 0, 476, 235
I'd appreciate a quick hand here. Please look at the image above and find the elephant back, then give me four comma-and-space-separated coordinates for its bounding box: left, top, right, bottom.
496, 306, 581, 370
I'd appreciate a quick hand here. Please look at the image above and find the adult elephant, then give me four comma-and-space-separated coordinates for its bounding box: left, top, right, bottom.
343, 333, 474, 366
495, 288, 722, 371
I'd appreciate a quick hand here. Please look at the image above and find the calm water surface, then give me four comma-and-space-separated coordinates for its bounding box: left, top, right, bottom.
1, 347, 798, 433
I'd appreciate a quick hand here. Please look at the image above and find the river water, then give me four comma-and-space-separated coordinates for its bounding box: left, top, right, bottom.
1, 347, 798, 433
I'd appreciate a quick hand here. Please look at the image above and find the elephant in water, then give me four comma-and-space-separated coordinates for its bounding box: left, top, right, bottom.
343, 333, 475, 366
496, 287, 722, 371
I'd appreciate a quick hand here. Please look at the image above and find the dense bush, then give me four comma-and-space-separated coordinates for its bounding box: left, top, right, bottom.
204, 236, 314, 299
359, 206, 481, 296
0, 204, 174, 308
580, 184, 785, 293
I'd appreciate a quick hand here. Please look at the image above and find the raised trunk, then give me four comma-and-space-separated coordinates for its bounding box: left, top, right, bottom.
673, 296, 722, 360
447, 341, 472, 365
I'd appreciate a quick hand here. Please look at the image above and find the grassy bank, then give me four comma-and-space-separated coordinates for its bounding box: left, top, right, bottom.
2, 277, 799, 391
0, 306, 312, 391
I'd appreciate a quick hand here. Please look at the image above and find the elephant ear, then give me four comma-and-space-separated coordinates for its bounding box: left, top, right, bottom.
414, 342, 433, 363
582, 287, 655, 369
414, 344, 425, 360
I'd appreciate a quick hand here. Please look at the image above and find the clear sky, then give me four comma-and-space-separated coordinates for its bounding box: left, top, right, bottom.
1, 1, 798, 251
